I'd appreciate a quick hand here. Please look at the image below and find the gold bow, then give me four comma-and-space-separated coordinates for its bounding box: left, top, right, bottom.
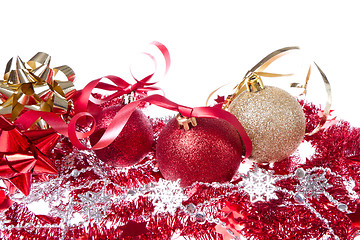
0, 52, 76, 125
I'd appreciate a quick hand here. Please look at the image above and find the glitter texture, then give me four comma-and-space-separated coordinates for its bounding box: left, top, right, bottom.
156, 117, 243, 187
89, 105, 153, 167
229, 86, 306, 163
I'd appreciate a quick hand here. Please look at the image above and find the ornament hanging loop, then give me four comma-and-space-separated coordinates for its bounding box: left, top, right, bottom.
176, 113, 197, 131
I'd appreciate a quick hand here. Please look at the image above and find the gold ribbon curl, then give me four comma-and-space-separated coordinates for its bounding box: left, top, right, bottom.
208, 46, 332, 136
0, 52, 76, 126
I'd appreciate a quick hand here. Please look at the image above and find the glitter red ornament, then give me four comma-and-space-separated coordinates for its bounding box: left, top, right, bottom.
89, 105, 153, 167
156, 116, 243, 187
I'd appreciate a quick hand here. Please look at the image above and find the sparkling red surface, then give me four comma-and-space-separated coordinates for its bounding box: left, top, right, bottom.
89, 105, 153, 167
156, 117, 243, 187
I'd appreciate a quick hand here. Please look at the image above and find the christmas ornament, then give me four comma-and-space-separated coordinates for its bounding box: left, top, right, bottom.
229, 75, 306, 163
239, 167, 278, 202
156, 114, 243, 187
89, 104, 153, 167
226, 47, 306, 163
146, 178, 188, 215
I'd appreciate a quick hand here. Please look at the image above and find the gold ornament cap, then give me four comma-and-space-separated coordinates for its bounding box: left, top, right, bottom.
246, 73, 265, 92
176, 113, 197, 131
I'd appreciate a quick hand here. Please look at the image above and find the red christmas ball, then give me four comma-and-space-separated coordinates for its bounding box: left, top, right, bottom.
89, 105, 153, 167
156, 117, 243, 187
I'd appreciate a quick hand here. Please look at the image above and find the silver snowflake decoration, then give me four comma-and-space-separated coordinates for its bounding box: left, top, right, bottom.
77, 186, 112, 222
343, 177, 359, 200
295, 168, 332, 199
239, 167, 278, 203
146, 179, 188, 215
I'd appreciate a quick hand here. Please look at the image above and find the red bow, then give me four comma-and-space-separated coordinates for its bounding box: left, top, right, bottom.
0, 189, 13, 211
0, 116, 58, 196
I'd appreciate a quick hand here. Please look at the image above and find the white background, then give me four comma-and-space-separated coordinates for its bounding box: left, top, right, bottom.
0, 0, 359, 127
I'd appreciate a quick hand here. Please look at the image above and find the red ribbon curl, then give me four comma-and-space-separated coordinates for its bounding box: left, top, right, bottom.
74, 41, 170, 115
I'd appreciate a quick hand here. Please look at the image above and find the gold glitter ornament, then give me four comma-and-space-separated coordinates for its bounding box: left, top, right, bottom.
209, 46, 331, 163
229, 73, 306, 163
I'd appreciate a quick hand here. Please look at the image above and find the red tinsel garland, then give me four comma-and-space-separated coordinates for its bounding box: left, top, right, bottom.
0, 100, 359, 240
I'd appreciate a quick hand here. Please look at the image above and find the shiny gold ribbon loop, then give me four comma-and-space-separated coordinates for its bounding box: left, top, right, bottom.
290, 65, 311, 95
255, 72, 293, 78
220, 47, 299, 110
306, 63, 332, 136
289, 63, 332, 135
0, 52, 76, 124
52, 65, 76, 100
250, 46, 300, 73
27, 52, 51, 69
53, 65, 76, 82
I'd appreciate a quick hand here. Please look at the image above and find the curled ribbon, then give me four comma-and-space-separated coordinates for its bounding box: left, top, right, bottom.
0, 52, 76, 124
74, 41, 170, 116
296, 63, 332, 135
209, 47, 332, 136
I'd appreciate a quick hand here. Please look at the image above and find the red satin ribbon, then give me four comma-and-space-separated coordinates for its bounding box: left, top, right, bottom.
73, 74, 160, 115
74, 41, 170, 115
85, 95, 252, 158
15, 94, 252, 159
